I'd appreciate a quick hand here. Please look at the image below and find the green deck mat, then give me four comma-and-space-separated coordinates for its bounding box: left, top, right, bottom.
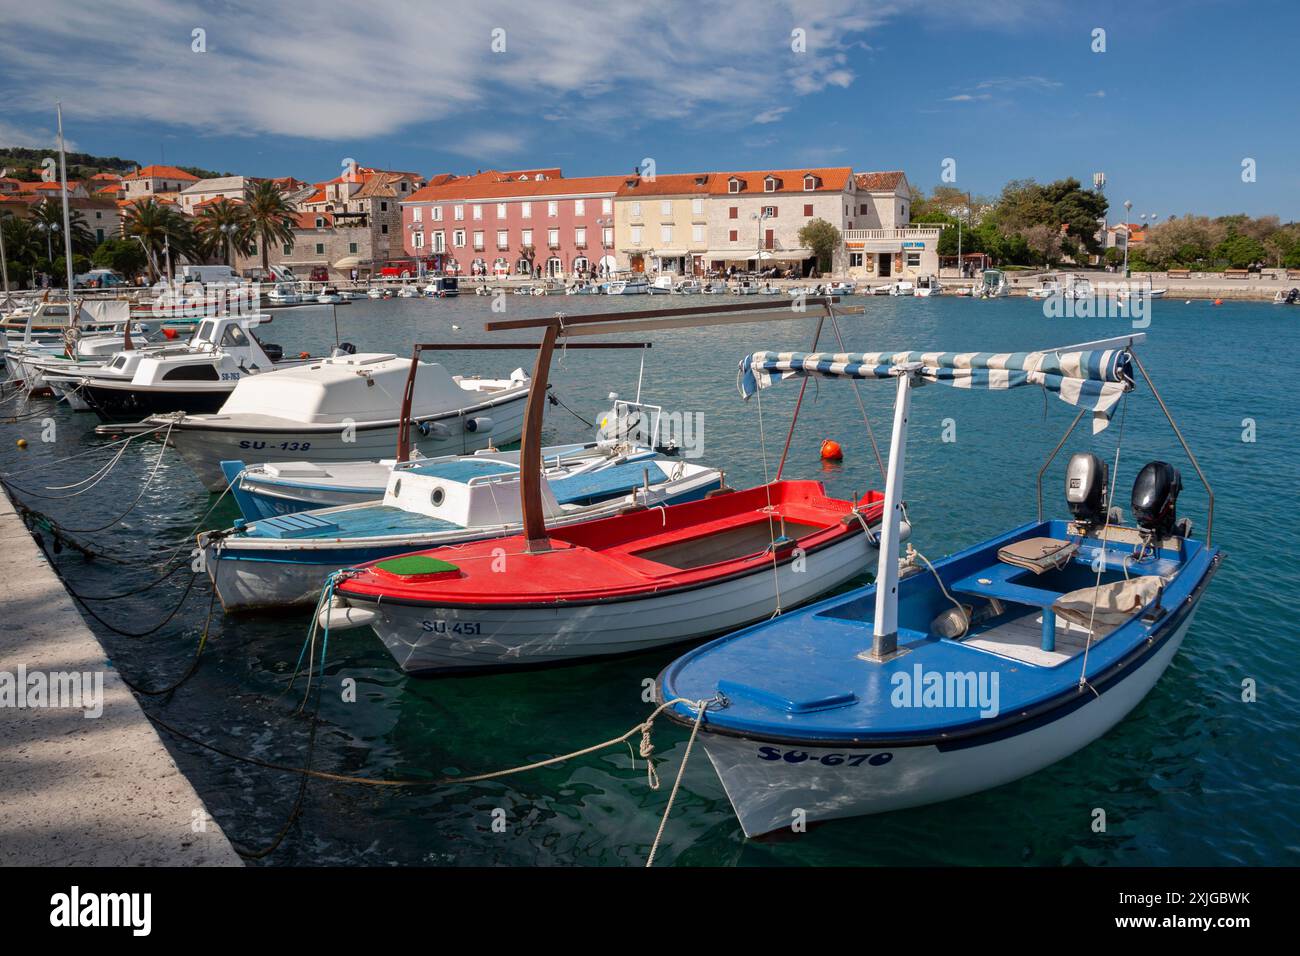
374, 555, 459, 576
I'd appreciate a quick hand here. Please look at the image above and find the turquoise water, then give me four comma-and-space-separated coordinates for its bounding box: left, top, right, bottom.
3, 293, 1297, 866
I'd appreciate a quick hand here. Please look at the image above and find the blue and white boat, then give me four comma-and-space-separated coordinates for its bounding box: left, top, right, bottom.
202, 443, 723, 612
657, 335, 1221, 837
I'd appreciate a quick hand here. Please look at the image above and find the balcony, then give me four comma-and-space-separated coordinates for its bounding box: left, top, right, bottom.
843, 225, 943, 242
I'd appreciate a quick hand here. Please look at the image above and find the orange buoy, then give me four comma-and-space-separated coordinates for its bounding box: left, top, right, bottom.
1213, 298, 1223, 306
162, 327, 178, 339
299, 351, 310, 359
820, 439, 843, 461
16, 438, 28, 449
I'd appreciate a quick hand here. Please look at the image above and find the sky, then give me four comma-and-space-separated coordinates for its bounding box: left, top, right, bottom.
0, 0, 1295, 220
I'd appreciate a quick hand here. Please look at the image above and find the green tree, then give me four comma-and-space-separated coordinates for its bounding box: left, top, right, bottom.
798, 218, 842, 272
29, 198, 96, 255
1214, 233, 1266, 269
244, 180, 296, 272
91, 237, 148, 277
123, 198, 194, 280
194, 198, 254, 264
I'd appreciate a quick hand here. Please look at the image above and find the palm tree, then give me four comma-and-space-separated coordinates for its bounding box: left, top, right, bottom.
1, 213, 41, 286
244, 180, 296, 272
30, 198, 95, 256
194, 198, 253, 264
123, 198, 194, 280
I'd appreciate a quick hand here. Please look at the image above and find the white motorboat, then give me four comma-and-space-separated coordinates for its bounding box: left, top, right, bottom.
267, 283, 301, 305
673, 279, 702, 295
73, 315, 309, 422
647, 276, 675, 295
316, 287, 342, 304
396, 284, 418, 298
367, 287, 385, 299
826, 281, 857, 295
1026, 276, 1065, 300
973, 269, 1009, 298
606, 276, 650, 295
914, 275, 943, 297
140, 352, 532, 491
731, 279, 760, 295
888, 280, 916, 296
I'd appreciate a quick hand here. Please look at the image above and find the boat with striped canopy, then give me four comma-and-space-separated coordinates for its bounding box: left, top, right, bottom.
656, 334, 1222, 837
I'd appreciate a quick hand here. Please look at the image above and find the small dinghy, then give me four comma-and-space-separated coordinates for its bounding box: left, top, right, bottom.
656, 335, 1221, 837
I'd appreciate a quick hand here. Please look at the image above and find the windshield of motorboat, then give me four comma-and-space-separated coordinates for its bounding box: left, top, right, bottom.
221, 323, 250, 349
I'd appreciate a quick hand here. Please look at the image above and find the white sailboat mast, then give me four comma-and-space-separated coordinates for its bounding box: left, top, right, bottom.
56, 103, 77, 318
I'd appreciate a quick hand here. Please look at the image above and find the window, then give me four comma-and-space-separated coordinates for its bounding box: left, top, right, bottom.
849, 252, 864, 268
282, 242, 292, 255
454, 205, 464, 220
729, 229, 738, 242
473, 231, 484, 250
433, 231, 446, 253
691, 197, 704, 216
432, 206, 443, 221
660, 200, 672, 216
729, 207, 738, 219
163, 365, 219, 382
315, 217, 325, 228
380, 201, 388, 211
496, 203, 507, 219
472, 204, 482, 220
630, 201, 641, 217
601, 227, 613, 245
630, 226, 642, 244
547, 228, 559, 246
574, 227, 586, 246
574, 199, 585, 215
803, 175, 818, 191
314, 243, 325, 254
906, 251, 921, 268
764, 177, 777, 192
859, 204, 868, 215
601, 198, 612, 214
413, 233, 424, 248
521, 202, 532, 218
413, 206, 423, 222
660, 224, 672, 244
453, 230, 466, 247
521, 229, 533, 245
497, 230, 509, 249
762, 206, 777, 218
547, 201, 558, 217
728, 178, 741, 193
804, 204, 814, 216
348, 242, 358, 254
692, 224, 704, 243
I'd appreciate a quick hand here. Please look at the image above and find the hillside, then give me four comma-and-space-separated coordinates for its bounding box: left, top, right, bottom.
0, 147, 232, 181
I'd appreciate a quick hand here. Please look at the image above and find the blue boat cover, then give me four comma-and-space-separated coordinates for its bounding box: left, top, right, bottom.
739, 349, 1133, 431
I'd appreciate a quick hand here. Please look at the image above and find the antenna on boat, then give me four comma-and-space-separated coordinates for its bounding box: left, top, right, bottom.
55, 103, 77, 327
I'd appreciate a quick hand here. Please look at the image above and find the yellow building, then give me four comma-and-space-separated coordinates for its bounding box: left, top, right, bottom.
613, 173, 714, 274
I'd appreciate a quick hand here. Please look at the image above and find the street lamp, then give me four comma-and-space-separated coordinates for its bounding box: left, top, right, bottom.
1122, 200, 1133, 277
751, 208, 772, 275
949, 205, 969, 281
219, 222, 239, 266
36, 220, 60, 264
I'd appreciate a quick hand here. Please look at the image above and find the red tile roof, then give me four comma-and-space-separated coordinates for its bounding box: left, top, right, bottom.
854, 171, 906, 191
710, 167, 852, 195
294, 211, 334, 229
123, 164, 201, 182
407, 173, 623, 204
616, 173, 714, 197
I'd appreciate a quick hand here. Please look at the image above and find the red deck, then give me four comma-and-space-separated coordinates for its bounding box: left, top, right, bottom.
337, 480, 883, 607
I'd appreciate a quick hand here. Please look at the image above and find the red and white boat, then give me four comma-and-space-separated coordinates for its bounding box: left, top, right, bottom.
320, 297, 892, 673
326, 481, 887, 673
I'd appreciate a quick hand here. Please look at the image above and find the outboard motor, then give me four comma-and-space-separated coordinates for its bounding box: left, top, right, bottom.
262, 343, 283, 363
1131, 461, 1183, 536
335, 341, 357, 356
1065, 452, 1108, 524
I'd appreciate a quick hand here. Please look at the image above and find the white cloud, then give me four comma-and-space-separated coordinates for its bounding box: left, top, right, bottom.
0, 0, 905, 147
753, 107, 790, 125
1088, 89, 1106, 98
0, 119, 72, 150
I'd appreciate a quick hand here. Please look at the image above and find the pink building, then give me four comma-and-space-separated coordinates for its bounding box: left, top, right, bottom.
401, 170, 623, 278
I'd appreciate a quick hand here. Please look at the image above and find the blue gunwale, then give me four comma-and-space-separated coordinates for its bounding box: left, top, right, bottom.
658, 519, 1222, 749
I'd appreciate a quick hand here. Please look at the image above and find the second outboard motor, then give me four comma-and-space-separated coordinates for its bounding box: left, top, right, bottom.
262, 343, 283, 363
1065, 452, 1108, 524
1131, 461, 1182, 536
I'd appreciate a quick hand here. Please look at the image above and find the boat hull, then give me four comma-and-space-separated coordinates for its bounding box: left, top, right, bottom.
166, 389, 528, 491
697, 607, 1198, 838
352, 529, 878, 673
81, 381, 233, 421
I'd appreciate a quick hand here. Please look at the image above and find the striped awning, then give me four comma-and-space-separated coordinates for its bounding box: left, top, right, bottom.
739, 349, 1134, 431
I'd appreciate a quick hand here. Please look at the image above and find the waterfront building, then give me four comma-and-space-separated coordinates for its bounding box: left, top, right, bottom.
842, 171, 942, 282
401, 170, 623, 278
703, 167, 856, 275
120, 164, 200, 203
613, 172, 714, 274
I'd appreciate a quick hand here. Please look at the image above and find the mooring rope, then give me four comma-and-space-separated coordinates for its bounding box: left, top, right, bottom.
645, 697, 710, 868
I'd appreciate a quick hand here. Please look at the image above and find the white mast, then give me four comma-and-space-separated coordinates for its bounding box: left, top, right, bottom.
0, 166, 11, 299
863, 361, 921, 661
56, 103, 76, 319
